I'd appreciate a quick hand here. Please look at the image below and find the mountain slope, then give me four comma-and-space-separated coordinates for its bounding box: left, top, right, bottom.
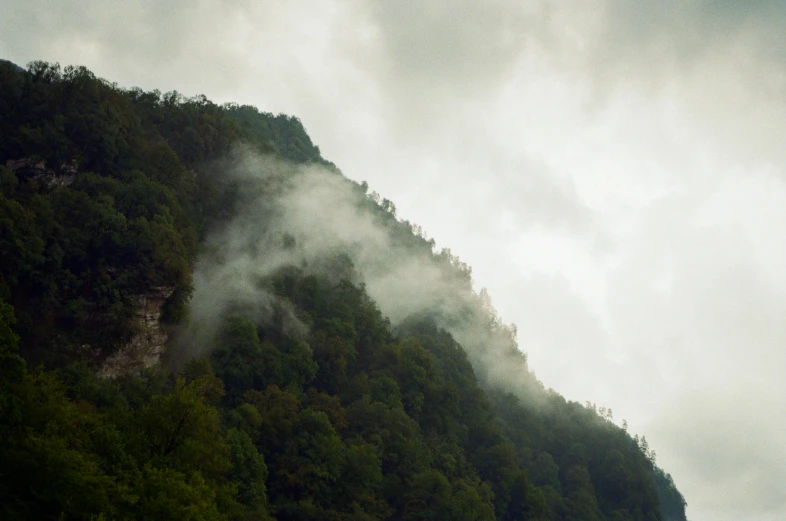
0, 60, 687, 521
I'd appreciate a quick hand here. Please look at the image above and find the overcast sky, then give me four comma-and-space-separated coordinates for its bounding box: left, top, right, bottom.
3, 2, 786, 520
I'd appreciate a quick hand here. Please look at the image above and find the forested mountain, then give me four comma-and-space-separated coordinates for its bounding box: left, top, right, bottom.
0, 60, 688, 521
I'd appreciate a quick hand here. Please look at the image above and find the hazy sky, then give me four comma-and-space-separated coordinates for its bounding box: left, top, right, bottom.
3, 2, 786, 520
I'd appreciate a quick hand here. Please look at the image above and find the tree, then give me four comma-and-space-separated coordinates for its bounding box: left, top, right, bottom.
0, 300, 25, 430
136, 375, 230, 481
227, 427, 272, 519
211, 315, 283, 401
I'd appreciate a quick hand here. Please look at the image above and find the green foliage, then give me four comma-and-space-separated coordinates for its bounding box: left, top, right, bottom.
0, 61, 251, 364
227, 427, 271, 518
135, 464, 226, 521
211, 315, 285, 402
222, 105, 329, 165
652, 468, 688, 521
135, 375, 229, 477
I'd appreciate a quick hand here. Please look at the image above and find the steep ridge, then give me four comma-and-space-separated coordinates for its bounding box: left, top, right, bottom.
0, 60, 687, 520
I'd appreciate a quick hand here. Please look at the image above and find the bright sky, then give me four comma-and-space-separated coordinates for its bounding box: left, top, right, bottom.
3, 2, 786, 520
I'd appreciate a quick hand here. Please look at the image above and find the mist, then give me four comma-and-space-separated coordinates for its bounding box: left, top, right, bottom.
182, 148, 541, 399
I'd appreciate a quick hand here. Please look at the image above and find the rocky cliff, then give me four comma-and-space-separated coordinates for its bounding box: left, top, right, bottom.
98, 286, 174, 378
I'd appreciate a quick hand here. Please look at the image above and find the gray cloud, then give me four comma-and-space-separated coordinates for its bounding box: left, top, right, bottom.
594, 1, 786, 72
650, 387, 786, 521
356, 2, 535, 91
600, 178, 786, 520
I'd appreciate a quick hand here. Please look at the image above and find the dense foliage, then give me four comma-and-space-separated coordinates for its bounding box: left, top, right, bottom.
0, 60, 688, 520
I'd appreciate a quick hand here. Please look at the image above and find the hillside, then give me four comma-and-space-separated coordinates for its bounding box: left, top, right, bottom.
0, 60, 688, 521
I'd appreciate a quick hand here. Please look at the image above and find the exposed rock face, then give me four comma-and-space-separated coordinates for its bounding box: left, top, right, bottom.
98, 286, 174, 378
5, 158, 77, 187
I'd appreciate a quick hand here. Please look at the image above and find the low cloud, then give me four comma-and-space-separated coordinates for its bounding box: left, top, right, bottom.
184, 150, 534, 397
